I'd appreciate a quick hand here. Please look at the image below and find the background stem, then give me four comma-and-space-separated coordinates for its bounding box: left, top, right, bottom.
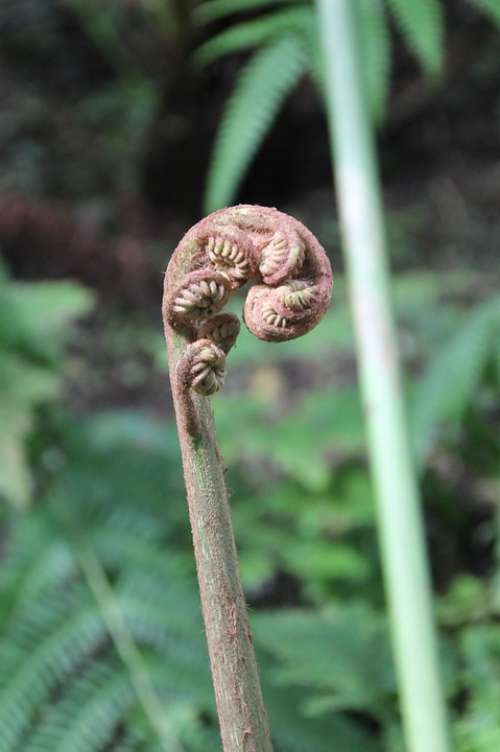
165, 325, 273, 752
77, 546, 183, 752
315, 1, 451, 750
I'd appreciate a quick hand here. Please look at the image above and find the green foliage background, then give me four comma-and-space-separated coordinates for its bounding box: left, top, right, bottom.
196, 0, 500, 212
2, 0, 500, 749
1, 256, 500, 750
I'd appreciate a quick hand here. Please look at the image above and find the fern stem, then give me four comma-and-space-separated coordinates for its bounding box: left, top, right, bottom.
77, 546, 183, 752
315, 1, 451, 751
164, 324, 274, 752
163, 205, 331, 751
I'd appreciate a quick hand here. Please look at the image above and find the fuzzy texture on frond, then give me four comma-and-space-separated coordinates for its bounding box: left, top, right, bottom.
204, 36, 307, 212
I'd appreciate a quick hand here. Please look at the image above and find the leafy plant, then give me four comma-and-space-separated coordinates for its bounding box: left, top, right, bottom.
0, 259, 93, 507
412, 293, 500, 467
0, 411, 383, 752
195, 0, 500, 211
0, 263, 498, 750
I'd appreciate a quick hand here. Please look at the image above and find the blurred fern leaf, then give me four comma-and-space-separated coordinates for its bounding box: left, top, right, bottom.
0, 263, 93, 507
204, 34, 307, 212
194, 0, 300, 25
471, 0, 500, 25
194, 6, 311, 66
386, 0, 444, 74
358, 0, 392, 121
412, 294, 500, 465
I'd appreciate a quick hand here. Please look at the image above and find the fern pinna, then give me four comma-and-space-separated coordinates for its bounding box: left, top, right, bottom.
0, 409, 381, 752
195, 0, 500, 212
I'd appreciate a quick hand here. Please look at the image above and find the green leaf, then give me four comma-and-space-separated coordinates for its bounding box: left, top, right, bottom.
455, 625, 500, 752
0, 438, 32, 509
471, 0, 500, 25
386, 0, 444, 74
0, 353, 57, 507
194, 6, 311, 67
358, 0, 391, 121
254, 604, 395, 716
411, 295, 500, 465
204, 34, 307, 212
0, 277, 93, 363
216, 386, 364, 490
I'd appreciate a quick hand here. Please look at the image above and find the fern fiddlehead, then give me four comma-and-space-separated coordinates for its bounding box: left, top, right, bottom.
162, 204, 332, 752
164, 204, 332, 402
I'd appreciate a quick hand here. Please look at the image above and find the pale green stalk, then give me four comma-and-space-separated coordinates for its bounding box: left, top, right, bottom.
314, 1, 450, 750
77, 546, 183, 752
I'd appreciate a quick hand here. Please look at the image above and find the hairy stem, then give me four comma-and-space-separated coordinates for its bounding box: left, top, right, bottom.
166, 327, 272, 752
316, 2, 451, 751
163, 204, 332, 752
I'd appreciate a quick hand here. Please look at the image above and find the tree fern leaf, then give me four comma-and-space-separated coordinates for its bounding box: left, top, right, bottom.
0, 587, 91, 691
358, 0, 391, 122
204, 34, 307, 212
24, 661, 135, 752
0, 601, 107, 751
263, 683, 379, 752
385, 0, 444, 74
411, 294, 500, 466
194, 0, 300, 25
254, 605, 394, 715
193, 6, 311, 66
8, 541, 76, 618
471, 0, 500, 25
299, 8, 324, 94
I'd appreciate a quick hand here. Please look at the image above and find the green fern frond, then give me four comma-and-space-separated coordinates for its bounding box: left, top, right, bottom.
254, 604, 394, 717
0, 597, 107, 751
204, 34, 307, 212
194, 0, 300, 25
358, 0, 391, 122
386, 0, 444, 74
24, 661, 136, 752
471, 0, 500, 25
263, 682, 380, 752
0, 582, 209, 751
411, 294, 500, 466
193, 6, 310, 66
5, 541, 76, 621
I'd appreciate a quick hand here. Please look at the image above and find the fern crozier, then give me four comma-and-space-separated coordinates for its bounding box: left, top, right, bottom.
163, 204, 333, 405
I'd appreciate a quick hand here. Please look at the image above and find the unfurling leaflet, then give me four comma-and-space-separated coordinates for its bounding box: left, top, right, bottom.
163, 205, 333, 426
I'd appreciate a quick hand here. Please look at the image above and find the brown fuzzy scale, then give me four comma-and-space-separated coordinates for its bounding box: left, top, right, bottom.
162, 205, 332, 752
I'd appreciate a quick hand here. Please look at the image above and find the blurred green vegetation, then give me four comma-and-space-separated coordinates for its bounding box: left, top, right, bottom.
2, 0, 500, 749
1, 258, 500, 750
